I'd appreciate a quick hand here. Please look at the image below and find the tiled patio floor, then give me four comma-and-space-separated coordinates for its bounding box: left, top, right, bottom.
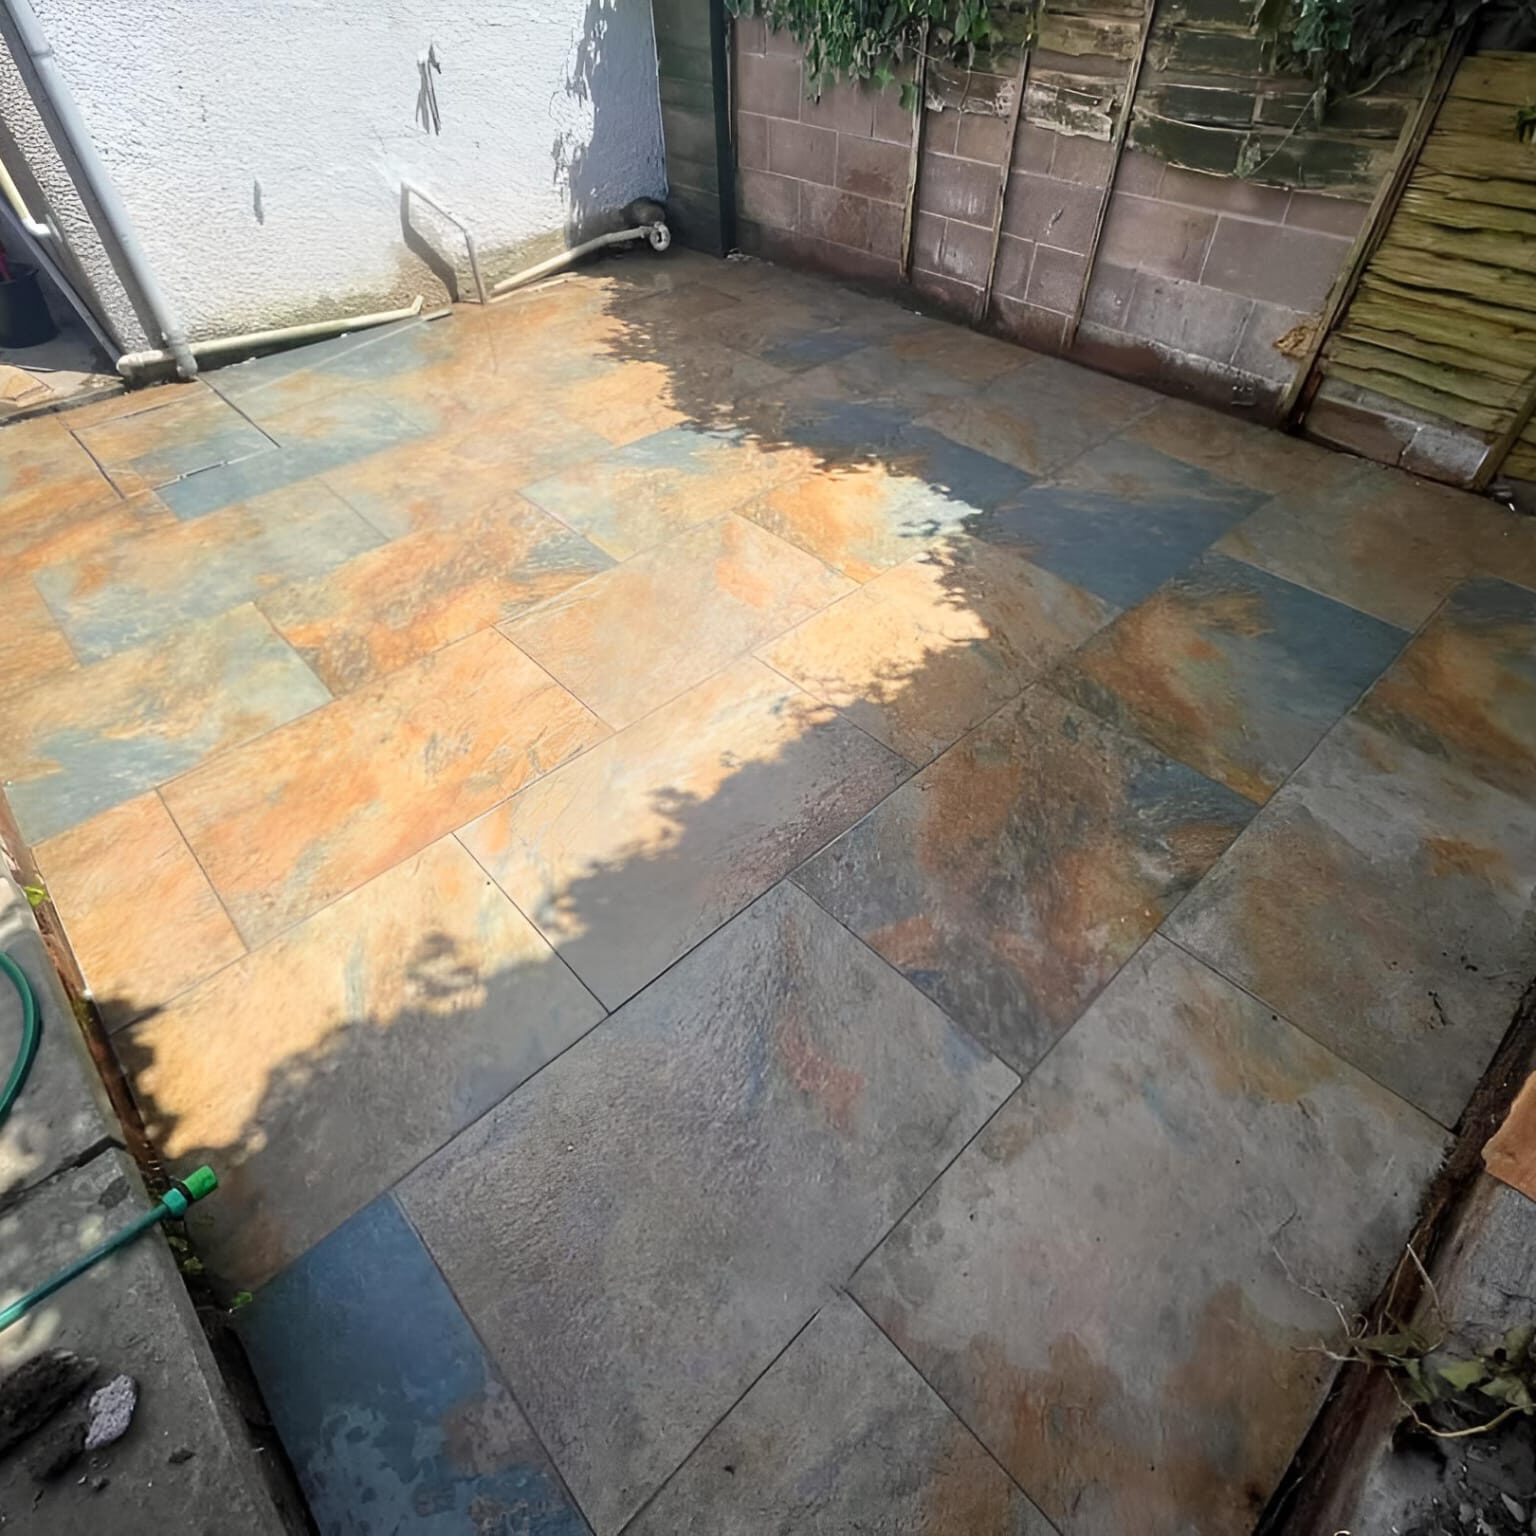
3, 248, 1534, 1535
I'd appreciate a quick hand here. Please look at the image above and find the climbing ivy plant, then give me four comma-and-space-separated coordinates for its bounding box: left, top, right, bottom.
724, 0, 1038, 106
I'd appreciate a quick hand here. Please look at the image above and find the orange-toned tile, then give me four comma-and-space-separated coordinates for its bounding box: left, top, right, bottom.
74, 387, 271, 494
504, 514, 853, 728
35, 793, 244, 1030
761, 539, 1116, 763
2, 489, 174, 576
261, 498, 612, 692
163, 629, 606, 945
119, 836, 603, 1288
1484, 1072, 1536, 1201
460, 658, 910, 1005
0, 577, 76, 695
0, 413, 119, 533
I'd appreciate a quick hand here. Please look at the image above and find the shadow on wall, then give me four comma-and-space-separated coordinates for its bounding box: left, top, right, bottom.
556, 0, 668, 243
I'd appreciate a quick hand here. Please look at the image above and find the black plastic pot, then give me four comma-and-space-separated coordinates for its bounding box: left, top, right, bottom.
0, 266, 58, 347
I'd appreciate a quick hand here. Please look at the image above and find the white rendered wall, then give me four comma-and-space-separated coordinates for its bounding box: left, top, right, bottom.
0, 0, 666, 344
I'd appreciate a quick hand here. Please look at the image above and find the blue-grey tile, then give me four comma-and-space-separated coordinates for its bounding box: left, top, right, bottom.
241, 1194, 589, 1536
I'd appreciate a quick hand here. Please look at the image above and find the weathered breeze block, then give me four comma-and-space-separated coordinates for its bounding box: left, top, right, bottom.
728, 25, 1371, 422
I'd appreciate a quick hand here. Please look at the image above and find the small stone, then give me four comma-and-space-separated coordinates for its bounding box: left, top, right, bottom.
82, 1374, 137, 1451
167, 1445, 195, 1465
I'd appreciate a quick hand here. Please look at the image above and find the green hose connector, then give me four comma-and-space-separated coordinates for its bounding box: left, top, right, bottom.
0, 1166, 218, 1334
0, 951, 41, 1129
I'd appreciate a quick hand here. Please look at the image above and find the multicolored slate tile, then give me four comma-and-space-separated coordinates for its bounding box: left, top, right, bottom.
399, 882, 1017, 1535
35, 792, 244, 1031
121, 837, 603, 1289
0, 576, 75, 695
1166, 715, 1536, 1126
794, 684, 1255, 1074
260, 498, 611, 693
73, 385, 273, 494
521, 424, 811, 559
0, 604, 329, 842
1049, 434, 1271, 514
851, 936, 1447, 1536
740, 430, 1034, 584
503, 514, 853, 728
1354, 577, 1536, 804
761, 537, 1116, 764
162, 630, 605, 945
0, 412, 118, 530
966, 477, 1254, 611
239, 1194, 591, 1536
1053, 550, 1406, 802
460, 658, 910, 1007
626, 1296, 1053, 1536
1215, 461, 1493, 629
34, 481, 383, 660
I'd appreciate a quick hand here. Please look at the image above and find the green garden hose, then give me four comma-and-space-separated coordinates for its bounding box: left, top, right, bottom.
0, 951, 40, 1129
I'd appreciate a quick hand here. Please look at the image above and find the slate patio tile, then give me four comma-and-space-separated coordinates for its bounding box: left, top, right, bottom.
0, 481, 172, 575
73, 387, 273, 494
163, 629, 605, 946
34, 480, 383, 660
0, 411, 119, 529
851, 935, 1449, 1536
0, 575, 75, 695
626, 1296, 1053, 1536
1354, 577, 1536, 804
1053, 550, 1406, 802
879, 318, 1044, 385
239, 1193, 592, 1536
794, 683, 1255, 1074
520, 424, 812, 560
503, 514, 853, 728
399, 882, 1017, 1535
460, 657, 911, 1008
1166, 714, 1536, 1126
35, 792, 244, 1030
917, 355, 1158, 476
692, 295, 871, 372
1215, 460, 1501, 629
261, 497, 612, 693
739, 430, 1034, 583
761, 536, 1116, 764
121, 837, 603, 1290
1048, 434, 1272, 514
964, 477, 1254, 611
0, 604, 330, 842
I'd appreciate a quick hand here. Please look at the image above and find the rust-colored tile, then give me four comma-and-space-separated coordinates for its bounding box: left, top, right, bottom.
0, 414, 120, 538
1484, 1073, 1536, 1201
0, 577, 76, 695
504, 514, 854, 728
261, 498, 612, 692
35, 793, 244, 1029
163, 630, 606, 945
2, 489, 174, 576
119, 836, 603, 1289
761, 538, 1116, 763
74, 387, 271, 495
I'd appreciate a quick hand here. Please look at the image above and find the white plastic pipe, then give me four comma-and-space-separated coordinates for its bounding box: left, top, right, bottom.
490, 222, 671, 299
0, 154, 47, 239
115, 295, 425, 376
3, 0, 197, 377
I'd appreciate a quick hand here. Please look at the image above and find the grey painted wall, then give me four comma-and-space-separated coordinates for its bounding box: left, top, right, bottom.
0, 0, 666, 347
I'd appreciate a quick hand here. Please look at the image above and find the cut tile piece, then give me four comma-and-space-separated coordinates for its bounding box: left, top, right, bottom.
261, 498, 612, 693
967, 478, 1253, 611
1484, 1070, 1536, 1202
164, 629, 604, 945
1355, 577, 1536, 804
1215, 462, 1498, 629
521, 425, 810, 560
0, 412, 119, 529
240, 1195, 590, 1536
794, 684, 1255, 1074
740, 430, 1033, 584
120, 837, 603, 1289
461, 658, 910, 1007
762, 537, 1116, 764
1167, 716, 1536, 1125
34, 480, 383, 660
851, 936, 1447, 1536
400, 882, 1017, 1535
73, 386, 272, 494
35, 793, 244, 1030
918, 355, 1157, 476
0, 604, 329, 843
627, 1296, 1052, 1536
1054, 551, 1405, 802
0, 576, 75, 694
504, 515, 853, 728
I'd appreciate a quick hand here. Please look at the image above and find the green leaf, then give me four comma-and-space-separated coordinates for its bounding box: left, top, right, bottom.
1356, 1329, 1428, 1361
876, 60, 895, 89
1478, 1373, 1535, 1409
1502, 1323, 1536, 1366
22, 883, 45, 909
899, 79, 919, 114
1433, 1357, 1489, 1393
229, 1290, 254, 1311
